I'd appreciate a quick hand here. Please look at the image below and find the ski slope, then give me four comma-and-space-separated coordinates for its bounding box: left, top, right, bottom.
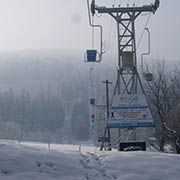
0, 140, 179, 180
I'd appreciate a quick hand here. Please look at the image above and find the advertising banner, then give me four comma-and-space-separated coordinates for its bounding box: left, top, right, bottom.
108, 95, 154, 128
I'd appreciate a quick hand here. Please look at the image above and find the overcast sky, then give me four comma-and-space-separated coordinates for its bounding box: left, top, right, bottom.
0, 0, 179, 61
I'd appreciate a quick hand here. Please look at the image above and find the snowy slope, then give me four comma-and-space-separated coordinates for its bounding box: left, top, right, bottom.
0, 140, 180, 180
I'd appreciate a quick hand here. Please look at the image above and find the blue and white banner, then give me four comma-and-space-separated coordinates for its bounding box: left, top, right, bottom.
108, 95, 154, 127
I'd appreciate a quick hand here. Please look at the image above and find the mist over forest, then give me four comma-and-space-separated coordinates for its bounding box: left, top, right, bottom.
0, 49, 179, 146
0, 50, 117, 143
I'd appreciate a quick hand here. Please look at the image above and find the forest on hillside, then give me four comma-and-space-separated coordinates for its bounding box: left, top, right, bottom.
0, 51, 92, 143
0, 51, 179, 153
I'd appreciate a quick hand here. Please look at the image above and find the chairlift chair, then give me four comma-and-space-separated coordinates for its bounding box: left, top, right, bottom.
143, 72, 153, 81
90, 98, 95, 105
85, 49, 100, 62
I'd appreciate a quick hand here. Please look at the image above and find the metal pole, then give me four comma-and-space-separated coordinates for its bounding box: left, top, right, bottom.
102, 80, 112, 123
106, 80, 110, 119
106, 80, 112, 150
117, 20, 121, 69
100, 80, 112, 150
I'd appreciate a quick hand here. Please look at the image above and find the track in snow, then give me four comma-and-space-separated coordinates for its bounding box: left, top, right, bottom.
80, 152, 117, 180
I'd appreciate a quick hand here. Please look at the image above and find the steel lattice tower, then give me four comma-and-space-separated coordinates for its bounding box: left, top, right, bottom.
88, 0, 160, 150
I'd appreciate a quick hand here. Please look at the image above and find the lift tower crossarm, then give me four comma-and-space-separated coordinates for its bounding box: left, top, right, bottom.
95, 5, 157, 14
93, 0, 159, 14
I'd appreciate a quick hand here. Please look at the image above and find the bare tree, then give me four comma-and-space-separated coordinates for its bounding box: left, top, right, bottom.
144, 60, 180, 153
164, 106, 180, 153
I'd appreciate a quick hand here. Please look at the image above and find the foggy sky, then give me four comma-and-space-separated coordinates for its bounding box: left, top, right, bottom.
0, 0, 179, 61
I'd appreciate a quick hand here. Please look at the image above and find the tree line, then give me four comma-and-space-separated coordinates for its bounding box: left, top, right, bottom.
0, 87, 89, 143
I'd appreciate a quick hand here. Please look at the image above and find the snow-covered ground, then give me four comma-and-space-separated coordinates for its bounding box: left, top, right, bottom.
0, 140, 180, 180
